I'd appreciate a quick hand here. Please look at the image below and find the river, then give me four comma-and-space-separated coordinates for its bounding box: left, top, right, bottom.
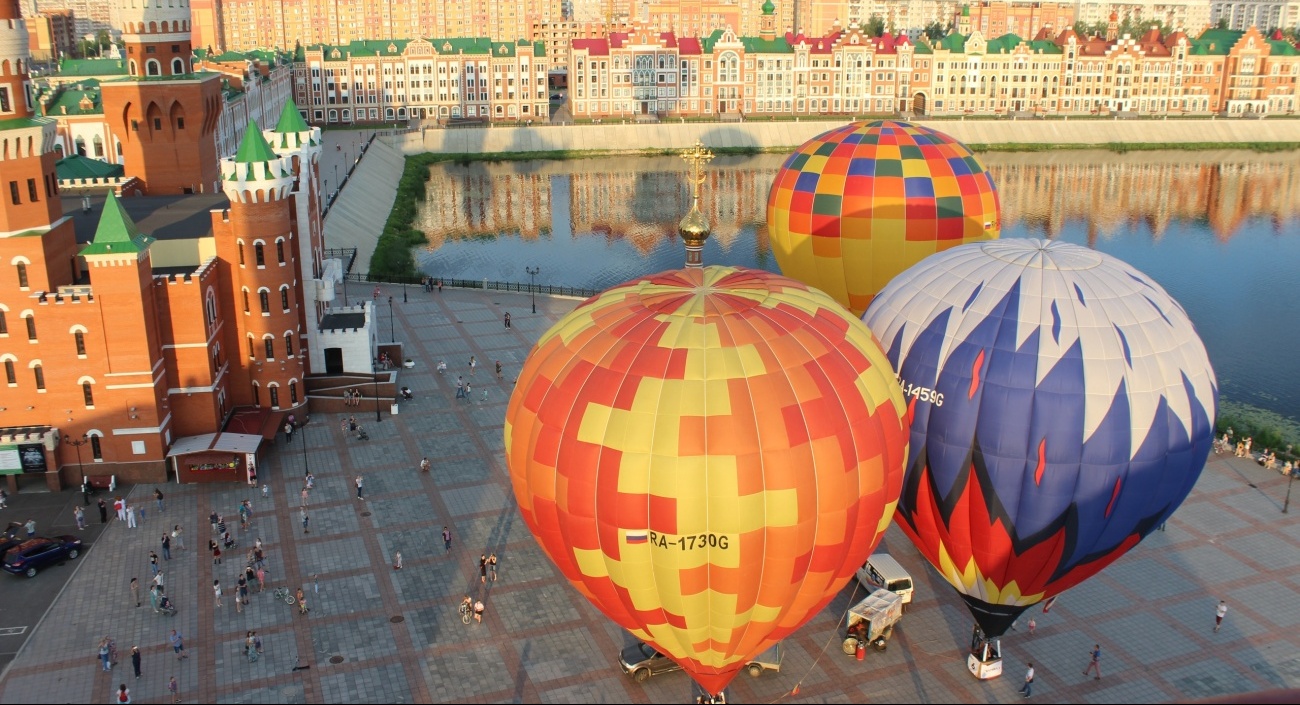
413, 151, 1300, 425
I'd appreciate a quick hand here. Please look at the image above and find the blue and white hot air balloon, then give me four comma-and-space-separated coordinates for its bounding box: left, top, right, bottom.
863, 238, 1217, 639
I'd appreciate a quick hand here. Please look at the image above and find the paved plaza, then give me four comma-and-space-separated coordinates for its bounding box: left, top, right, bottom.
0, 286, 1298, 704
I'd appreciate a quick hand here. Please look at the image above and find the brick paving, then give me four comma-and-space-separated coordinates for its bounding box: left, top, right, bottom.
1, 285, 1298, 704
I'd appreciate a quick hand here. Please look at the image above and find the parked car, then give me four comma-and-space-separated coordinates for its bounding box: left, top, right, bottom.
2, 536, 83, 578
619, 642, 682, 682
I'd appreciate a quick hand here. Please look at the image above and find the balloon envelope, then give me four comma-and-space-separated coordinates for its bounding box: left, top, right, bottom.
505, 266, 909, 694
766, 120, 1000, 316
862, 239, 1217, 636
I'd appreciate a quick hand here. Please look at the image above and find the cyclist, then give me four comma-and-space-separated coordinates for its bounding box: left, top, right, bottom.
459, 595, 473, 623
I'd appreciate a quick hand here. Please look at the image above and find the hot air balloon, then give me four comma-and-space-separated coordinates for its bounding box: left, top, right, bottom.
505, 266, 909, 697
766, 120, 1000, 317
862, 239, 1217, 662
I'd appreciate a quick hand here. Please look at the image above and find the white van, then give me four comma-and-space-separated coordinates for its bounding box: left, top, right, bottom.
855, 553, 914, 610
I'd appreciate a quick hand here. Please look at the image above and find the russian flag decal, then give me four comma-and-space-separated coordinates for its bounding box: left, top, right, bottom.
626, 531, 648, 544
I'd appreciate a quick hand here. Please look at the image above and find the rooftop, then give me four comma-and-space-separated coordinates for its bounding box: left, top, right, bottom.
63, 193, 229, 246
320, 311, 366, 330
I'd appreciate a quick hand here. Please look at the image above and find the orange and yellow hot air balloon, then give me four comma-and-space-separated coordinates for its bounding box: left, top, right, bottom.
504, 266, 909, 696
766, 120, 1001, 316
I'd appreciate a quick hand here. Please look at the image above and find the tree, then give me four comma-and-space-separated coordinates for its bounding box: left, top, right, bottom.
865, 14, 886, 38
923, 21, 950, 41
1216, 17, 1229, 30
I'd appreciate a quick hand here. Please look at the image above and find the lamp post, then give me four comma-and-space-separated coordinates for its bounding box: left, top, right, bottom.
334, 163, 339, 193
526, 266, 539, 314
373, 366, 382, 423
388, 295, 395, 343
402, 280, 407, 303
65, 433, 90, 495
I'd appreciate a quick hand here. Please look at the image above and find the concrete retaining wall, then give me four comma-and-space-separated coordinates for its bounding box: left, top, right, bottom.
321, 138, 408, 274
386, 118, 1300, 156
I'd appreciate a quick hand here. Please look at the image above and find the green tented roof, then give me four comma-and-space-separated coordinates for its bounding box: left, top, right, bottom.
57, 58, 128, 77
985, 33, 1024, 54
1267, 39, 1298, 56
1191, 28, 1244, 55
55, 155, 123, 180
938, 33, 968, 53
913, 39, 934, 54
274, 99, 310, 133
81, 193, 153, 256
234, 121, 277, 163
1027, 40, 1062, 54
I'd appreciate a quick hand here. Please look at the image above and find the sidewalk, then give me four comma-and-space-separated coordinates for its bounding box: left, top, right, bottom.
0, 285, 1297, 704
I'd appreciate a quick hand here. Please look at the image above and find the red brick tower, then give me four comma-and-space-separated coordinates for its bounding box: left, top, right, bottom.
213, 121, 308, 417
99, 0, 222, 195
265, 100, 326, 354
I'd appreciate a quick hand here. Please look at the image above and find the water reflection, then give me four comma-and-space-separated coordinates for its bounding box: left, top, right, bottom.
413, 152, 1300, 422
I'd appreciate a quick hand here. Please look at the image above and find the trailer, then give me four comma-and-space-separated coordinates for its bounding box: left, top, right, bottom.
842, 588, 904, 655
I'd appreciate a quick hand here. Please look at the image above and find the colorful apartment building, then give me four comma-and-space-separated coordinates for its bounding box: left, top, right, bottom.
26, 8, 74, 61
293, 38, 550, 123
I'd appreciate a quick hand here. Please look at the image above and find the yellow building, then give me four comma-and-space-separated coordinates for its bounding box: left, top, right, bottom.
293, 38, 550, 124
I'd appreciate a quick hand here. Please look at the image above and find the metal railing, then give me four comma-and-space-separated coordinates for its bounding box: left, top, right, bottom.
323, 247, 358, 276
339, 272, 598, 299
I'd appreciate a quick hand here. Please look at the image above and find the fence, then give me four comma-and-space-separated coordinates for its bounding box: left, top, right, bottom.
338, 272, 598, 300
323, 247, 358, 276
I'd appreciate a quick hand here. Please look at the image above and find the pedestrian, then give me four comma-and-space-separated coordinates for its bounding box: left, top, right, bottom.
348, 415, 357, 433
154, 488, 164, 512
75, 505, 86, 530
495, 360, 502, 380
24, 518, 35, 537
83, 484, 91, 506
297, 588, 309, 615
99, 636, 113, 671
300, 486, 309, 506
168, 676, 178, 703
1215, 600, 1228, 632
306, 473, 314, 489
169, 630, 187, 660
283, 422, 294, 444
419, 457, 430, 473
480, 554, 488, 583
137, 504, 146, 524
213, 579, 223, 608
115, 497, 126, 521
313, 573, 319, 594
152, 570, 164, 592
262, 483, 269, 499
98, 498, 108, 523
130, 577, 140, 608
393, 551, 403, 570
442, 526, 452, 553
148, 584, 160, 613
455, 378, 465, 399
236, 574, 247, 612
469, 355, 476, 376
131, 646, 141, 680
161, 533, 171, 560
172, 525, 185, 551
1020, 662, 1034, 698
355, 475, 364, 500
211, 540, 222, 565
473, 599, 484, 624
301, 508, 310, 534
0, 488, 6, 508
1028, 617, 1036, 636
1083, 644, 1102, 680
256, 565, 266, 592
148, 551, 159, 576
503, 312, 511, 328
116, 683, 131, 703
209, 510, 219, 533
488, 552, 498, 581
437, 279, 442, 293
253, 545, 265, 569
126, 506, 137, 529
340, 416, 349, 433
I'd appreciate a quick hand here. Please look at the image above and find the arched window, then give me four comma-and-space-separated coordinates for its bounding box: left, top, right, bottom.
82, 382, 94, 407
259, 290, 270, 313
279, 286, 289, 311
74, 137, 86, 156
269, 385, 280, 408
276, 239, 285, 264
238, 242, 245, 265
284, 332, 294, 357
205, 292, 217, 328
242, 289, 250, 313
146, 59, 161, 76
16, 262, 28, 288
92, 135, 104, 157
74, 330, 86, 356
32, 363, 44, 390
129, 59, 138, 76
0, 308, 6, 334
3, 359, 14, 385
254, 242, 265, 266
24, 314, 36, 340
171, 57, 184, 75
264, 338, 274, 360
90, 434, 102, 460
289, 381, 298, 404
246, 336, 254, 359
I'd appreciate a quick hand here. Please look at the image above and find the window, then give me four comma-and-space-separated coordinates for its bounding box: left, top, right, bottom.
33, 364, 44, 390
269, 385, 280, 408
172, 57, 184, 75
27, 178, 37, 202
91, 435, 102, 460
3, 360, 13, 384
0, 310, 5, 334
25, 315, 36, 341
255, 243, 265, 266
276, 240, 285, 264
176, 117, 184, 129
153, 117, 162, 131
289, 381, 298, 404
264, 338, 274, 359
242, 289, 250, 313
82, 382, 94, 407
280, 287, 289, 310
247, 337, 254, 359
16, 262, 27, 288
259, 291, 270, 313
74, 330, 86, 356
8, 181, 18, 205
238, 242, 245, 265
284, 333, 294, 357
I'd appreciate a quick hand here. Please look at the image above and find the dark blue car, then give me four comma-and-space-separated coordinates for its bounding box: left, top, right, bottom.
2, 536, 83, 578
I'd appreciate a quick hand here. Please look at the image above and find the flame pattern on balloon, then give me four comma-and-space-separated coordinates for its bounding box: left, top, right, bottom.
766, 120, 1001, 316
505, 266, 909, 695
862, 239, 1217, 636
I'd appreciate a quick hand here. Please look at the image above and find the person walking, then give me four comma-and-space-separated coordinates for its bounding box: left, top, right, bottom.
172, 525, 185, 551
130, 646, 142, 680
169, 630, 187, 660
99, 637, 113, 672
129, 577, 140, 608
442, 526, 452, 553
74, 505, 86, 530
480, 554, 488, 583
503, 312, 511, 328
213, 580, 223, 608
209, 510, 220, 533
210, 540, 222, 565
300, 486, 309, 506
1019, 662, 1034, 698
161, 533, 171, 560
137, 504, 146, 524
301, 508, 310, 534
126, 506, 137, 529
495, 360, 503, 380
98, 498, 109, 523
1083, 644, 1102, 680
255, 565, 266, 592
148, 551, 159, 576
24, 518, 35, 538
296, 588, 309, 615
154, 488, 164, 512
148, 584, 161, 613
469, 355, 476, 376
393, 551, 403, 570
1028, 617, 1036, 636
1215, 600, 1228, 632
355, 475, 364, 500
488, 553, 498, 582
167, 677, 179, 704
236, 574, 248, 613
152, 570, 164, 593
473, 599, 484, 624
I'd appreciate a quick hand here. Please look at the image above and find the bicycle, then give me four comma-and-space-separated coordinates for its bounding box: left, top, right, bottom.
458, 601, 471, 625
272, 587, 297, 605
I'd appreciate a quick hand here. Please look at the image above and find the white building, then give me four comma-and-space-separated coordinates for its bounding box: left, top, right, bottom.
1210, 0, 1300, 30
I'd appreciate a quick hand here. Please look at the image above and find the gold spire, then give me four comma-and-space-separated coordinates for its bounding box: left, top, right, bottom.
678, 140, 714, 268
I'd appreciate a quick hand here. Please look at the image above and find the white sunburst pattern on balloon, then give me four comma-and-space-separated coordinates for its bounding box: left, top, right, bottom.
865, 239, 1218, 455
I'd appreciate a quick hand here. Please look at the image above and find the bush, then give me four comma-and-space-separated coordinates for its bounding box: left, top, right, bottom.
1216, 401, 1300, 461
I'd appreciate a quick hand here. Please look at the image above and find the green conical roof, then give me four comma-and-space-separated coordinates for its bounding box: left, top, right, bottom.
80, 192, 154, 256
761, 0, 775, 15
274, 99, 310, 133
234, 120, 277, 163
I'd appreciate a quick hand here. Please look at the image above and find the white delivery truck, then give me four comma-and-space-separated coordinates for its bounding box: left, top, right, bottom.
855, 553, 915, 611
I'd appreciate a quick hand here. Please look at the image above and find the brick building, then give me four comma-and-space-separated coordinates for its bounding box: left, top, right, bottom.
26, 7, 74, 61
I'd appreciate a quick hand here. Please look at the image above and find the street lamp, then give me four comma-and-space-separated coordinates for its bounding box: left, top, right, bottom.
373, 365, 382, 423
334, 163, 339, 192
388, 295, 395, 343
65, 433, 90, 500
526, 266, 540, 314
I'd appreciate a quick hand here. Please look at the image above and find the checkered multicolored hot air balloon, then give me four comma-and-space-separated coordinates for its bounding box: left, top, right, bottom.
766, 120, 1000, 316
863, 239, 1218, 637
505, 266, 909, 696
